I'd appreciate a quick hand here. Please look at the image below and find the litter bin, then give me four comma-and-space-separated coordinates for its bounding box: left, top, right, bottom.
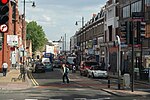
141, 68, 149, 80
123, 74, 130, 88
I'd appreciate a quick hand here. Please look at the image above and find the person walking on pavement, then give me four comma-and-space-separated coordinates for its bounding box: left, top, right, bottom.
2, 61, 8, 76
62, 63, 69, 83
101, 61, 105, 70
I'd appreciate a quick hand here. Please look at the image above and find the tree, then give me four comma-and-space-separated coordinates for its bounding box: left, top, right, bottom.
26, 21, 48, 52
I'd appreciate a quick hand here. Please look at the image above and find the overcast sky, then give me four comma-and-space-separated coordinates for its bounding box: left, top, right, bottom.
18, 0, 106, 49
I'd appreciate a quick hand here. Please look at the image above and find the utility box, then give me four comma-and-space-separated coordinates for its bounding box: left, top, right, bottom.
123, 74, 130, 88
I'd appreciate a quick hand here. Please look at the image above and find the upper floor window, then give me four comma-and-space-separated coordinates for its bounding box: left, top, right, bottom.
131, 1, 142, 13
108, 9, 113, 18
145, 0, 150, 5
115, 6, 119, 17
123, 5, 130, 18
115, 0, 119, 3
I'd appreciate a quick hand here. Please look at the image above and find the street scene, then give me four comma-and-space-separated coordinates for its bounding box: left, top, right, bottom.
0, 0, 150, 100
0, 67, 150, 100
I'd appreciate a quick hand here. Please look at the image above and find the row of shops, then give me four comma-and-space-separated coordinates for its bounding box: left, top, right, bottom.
70, 0, 150, 81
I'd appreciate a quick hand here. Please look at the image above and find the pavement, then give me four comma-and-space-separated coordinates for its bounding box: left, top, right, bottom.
74, 70, 150, 97
0, 68, 150, 97
101, 72, 150, 97
0, 68, 32, 90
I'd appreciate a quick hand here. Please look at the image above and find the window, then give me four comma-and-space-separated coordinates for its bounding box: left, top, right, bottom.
108, 9, 113, 18
145, 0, 150, 5
131, 1, 142, 13
123, 5, 130, 18
115, 6, 119, 17
108, 25, 112, 41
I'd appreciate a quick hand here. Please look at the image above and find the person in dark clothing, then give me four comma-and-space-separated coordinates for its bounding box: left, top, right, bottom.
62, 64, 69, 83
101, 61, 105, 70
2, 61, 8, 76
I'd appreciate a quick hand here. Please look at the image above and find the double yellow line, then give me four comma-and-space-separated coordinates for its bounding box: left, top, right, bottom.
28, 73, 39, 86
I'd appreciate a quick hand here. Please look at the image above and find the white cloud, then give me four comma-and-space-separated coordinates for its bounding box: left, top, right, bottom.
42, 15, 51, 22
18, 0, 106, 50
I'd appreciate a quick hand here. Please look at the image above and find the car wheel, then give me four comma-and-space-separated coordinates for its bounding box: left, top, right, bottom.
92, 73, 95, 78
80, 71, 82, 76
87, 73, 90, 78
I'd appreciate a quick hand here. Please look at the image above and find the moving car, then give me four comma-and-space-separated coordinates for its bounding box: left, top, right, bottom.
87, 65, 108, 78
34, 62, 45, 73
44, 62, 53, 71
80, 61, 99, 76
53, 59, 62, 68
66, 56, 76, 70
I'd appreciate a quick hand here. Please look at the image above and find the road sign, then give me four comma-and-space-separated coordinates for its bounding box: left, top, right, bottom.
0, 24, 8, 33
132, 12, 144, 19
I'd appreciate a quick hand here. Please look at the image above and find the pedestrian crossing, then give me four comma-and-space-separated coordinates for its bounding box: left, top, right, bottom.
7, 98, 111, 100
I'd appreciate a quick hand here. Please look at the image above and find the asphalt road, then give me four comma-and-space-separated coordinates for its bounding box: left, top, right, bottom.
0, 68, 150, 100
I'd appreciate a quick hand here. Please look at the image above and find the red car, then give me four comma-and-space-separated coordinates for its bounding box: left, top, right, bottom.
80, 61, 99, 76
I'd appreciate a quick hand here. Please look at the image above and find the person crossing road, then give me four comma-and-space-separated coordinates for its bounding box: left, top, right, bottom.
62, 63, 70, 83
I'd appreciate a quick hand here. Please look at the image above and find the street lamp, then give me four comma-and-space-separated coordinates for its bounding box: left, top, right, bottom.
75, 17, 84, 27
21, 0, 36, 82
75, 17, 85, 62
116, 35, 121, 90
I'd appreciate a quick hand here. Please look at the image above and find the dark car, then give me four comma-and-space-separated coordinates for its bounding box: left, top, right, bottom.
80, 61, 99, 76
53, 59, 62, 68
44, 62, 53, 71
34, 62, 45, 73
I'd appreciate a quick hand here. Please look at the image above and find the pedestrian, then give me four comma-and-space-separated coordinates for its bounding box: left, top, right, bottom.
73, 58, 77, 71
101, 61, 105, 70
2, 61, 8, 76
62, 63, 69, 84
107, 63, 111, 71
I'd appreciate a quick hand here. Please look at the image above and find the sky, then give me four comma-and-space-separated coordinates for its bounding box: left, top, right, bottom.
18, 0, 106, 49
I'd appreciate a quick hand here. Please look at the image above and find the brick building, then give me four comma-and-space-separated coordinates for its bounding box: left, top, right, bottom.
0, 0, 24, 72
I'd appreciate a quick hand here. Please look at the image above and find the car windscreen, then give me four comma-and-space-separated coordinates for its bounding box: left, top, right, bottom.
67, 57, 75, 64
93, 66, 106, 70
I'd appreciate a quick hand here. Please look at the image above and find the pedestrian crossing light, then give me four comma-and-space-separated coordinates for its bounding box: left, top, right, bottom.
140, 21, 146, 38
137, 21, 146, 44
0, 0, 9, 25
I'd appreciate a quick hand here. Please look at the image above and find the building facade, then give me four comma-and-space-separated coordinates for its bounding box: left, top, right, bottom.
0, 0, 26, 72
71, 0, 150, 79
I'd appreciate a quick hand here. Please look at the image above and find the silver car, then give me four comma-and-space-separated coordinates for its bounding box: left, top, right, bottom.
87, 65, 108, 78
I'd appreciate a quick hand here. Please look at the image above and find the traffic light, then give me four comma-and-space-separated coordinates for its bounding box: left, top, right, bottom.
0, 0, 9, 25
140, 21, 146, 38
137, 21, 146, 44
120, 22, 128, 44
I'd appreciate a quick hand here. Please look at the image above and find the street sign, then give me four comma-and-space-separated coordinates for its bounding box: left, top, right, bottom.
0, 24, 8, 33
132, 12, 144, 19
7, 35, 18, 46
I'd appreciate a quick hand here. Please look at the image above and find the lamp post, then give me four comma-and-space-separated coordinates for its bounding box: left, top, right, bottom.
116, 35, 121, 90
75, 17, 84, 28
22, 0, 36, 82
75, 17, 85, 62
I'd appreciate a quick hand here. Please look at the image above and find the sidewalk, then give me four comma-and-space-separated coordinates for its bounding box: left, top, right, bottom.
0, 69, 31, 90
102, 72, 150, 96
74, 70, 150, 96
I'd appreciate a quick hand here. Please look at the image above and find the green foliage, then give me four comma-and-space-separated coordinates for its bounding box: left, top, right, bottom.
26, 21, 48, 52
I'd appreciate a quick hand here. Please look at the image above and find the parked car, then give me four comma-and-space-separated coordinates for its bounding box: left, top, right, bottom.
44, 62, 53, 71
87, 65, 108, 78
80, 61, 99, 76
34, 62, 45, 73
